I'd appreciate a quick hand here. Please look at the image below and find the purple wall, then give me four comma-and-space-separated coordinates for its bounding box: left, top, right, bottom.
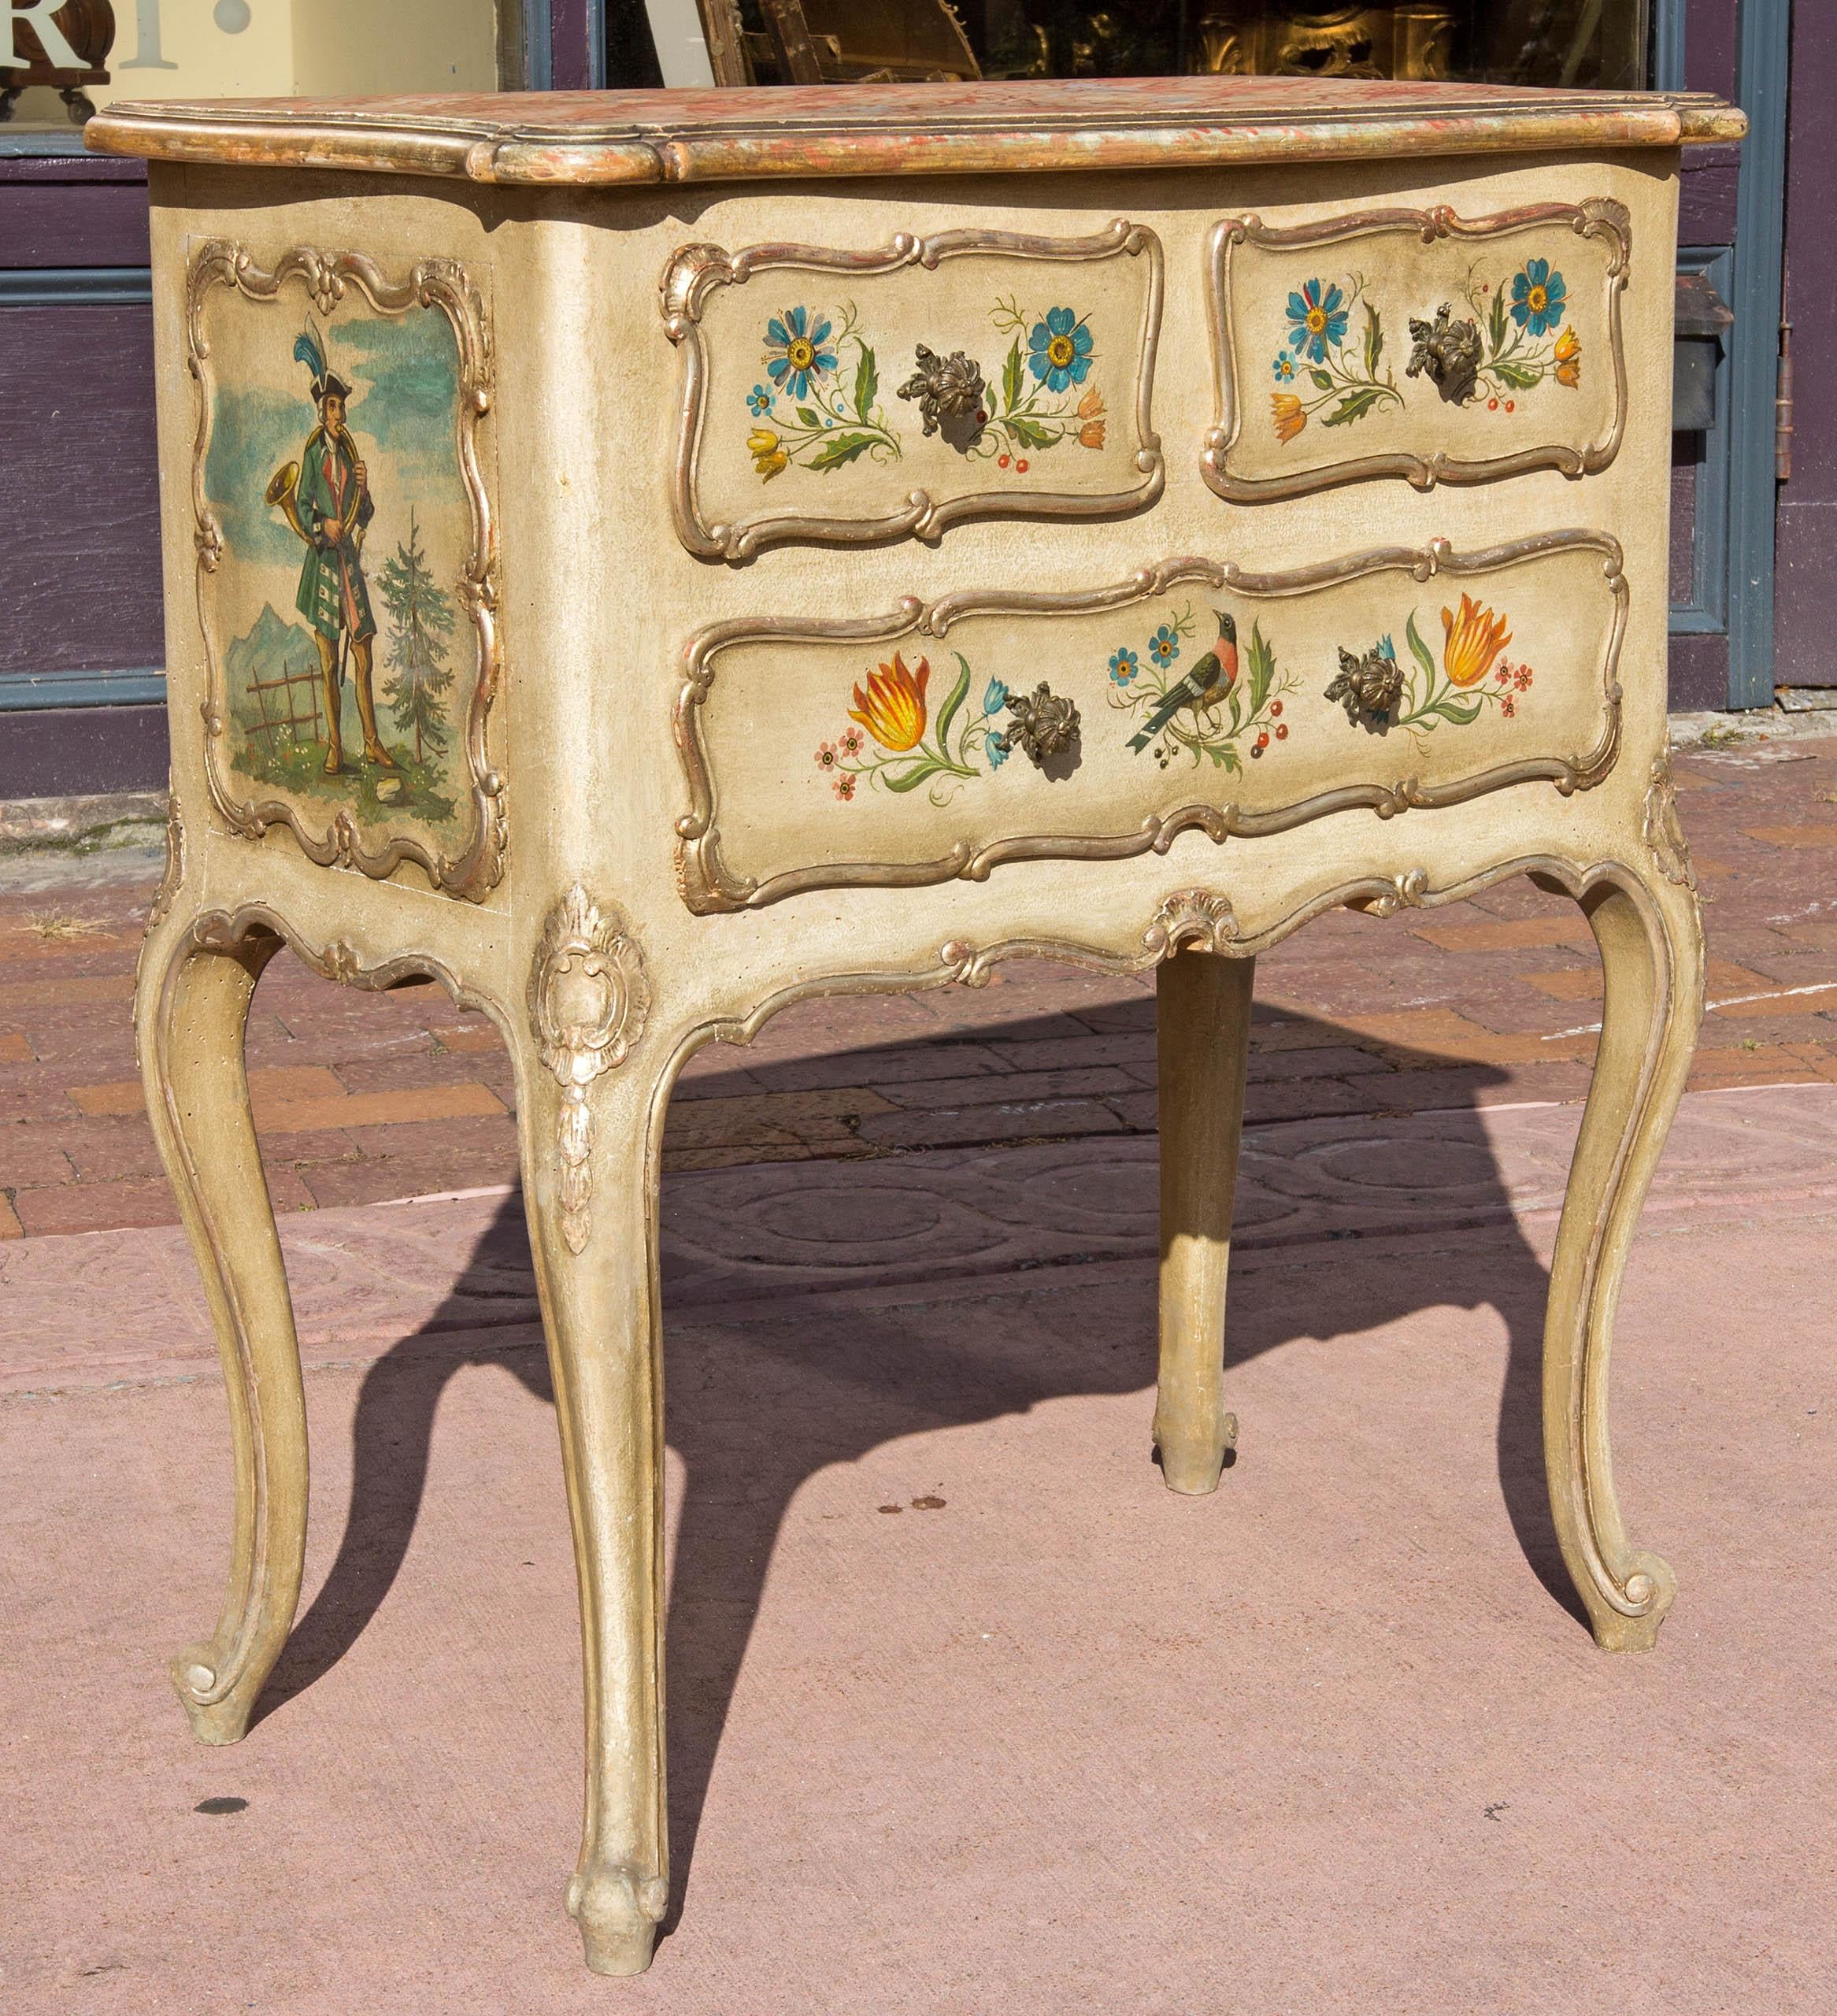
1776, 1, 1837, 686
0, 300, 162, 680
0, 154, 168, 796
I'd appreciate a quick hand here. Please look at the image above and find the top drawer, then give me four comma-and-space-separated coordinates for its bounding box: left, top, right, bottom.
661, 221, 1164, 560
1205, 198, 1630, 500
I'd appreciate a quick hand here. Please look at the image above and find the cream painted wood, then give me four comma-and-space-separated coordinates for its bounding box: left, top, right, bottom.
106, 80, 1730, 1977
1154, 948, 1254, 1496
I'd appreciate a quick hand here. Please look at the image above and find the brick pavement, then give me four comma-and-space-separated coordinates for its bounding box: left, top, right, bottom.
2, 732, 1835, 1240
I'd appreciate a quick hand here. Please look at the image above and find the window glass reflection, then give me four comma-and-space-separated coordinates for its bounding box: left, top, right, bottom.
1, 0, 514, 136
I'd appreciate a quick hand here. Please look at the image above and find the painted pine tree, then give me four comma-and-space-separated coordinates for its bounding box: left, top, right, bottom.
377, 510, 457, 766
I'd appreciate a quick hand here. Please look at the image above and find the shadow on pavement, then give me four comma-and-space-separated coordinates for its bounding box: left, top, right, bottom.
254, 994, 1580, 1933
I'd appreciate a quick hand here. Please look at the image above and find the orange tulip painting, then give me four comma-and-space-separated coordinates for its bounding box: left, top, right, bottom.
824, 652, 1010, 802
1440, 594, 1513, 687
850, 652, 930, 753
1271, 391, 1306, 443
1324, 602, 1535, 742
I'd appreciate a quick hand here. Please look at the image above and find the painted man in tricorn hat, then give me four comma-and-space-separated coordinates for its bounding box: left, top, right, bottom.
289, 325, 396, 775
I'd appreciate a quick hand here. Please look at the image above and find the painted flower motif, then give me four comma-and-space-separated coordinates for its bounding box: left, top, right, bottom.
1079, 387, 1106, 420
839, 726, 865, 758
1441, 594, 1513, 688
1109, 647, 1139, 686
1287, 279, 1349, 363
765, 306, 838, 400
814, 740, 838, 772
981, 677, 1012, 766
749, 428, 787, 480
1271, 391, 1306, 443
1080, 419, 1106, 448
1500, 695, 1517, 719
849, 651, 930, 753
1554, 325, 1582, 387
1514, 665, 1534, 691
1272, 353, 1296, 382
833, 773, 857, 799
1150, 625, 1180, 668
746, 384, 775, 417
1028, 306, 1094, 392
1510, 259, 1567, 338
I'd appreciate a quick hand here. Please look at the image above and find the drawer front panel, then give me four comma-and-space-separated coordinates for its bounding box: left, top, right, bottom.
661, 222, 1163, 560
1206, 201, 1629, 502
675, 533, 1624, 912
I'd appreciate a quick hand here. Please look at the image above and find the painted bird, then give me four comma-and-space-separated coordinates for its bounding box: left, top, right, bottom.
1128, 610, 1238, 754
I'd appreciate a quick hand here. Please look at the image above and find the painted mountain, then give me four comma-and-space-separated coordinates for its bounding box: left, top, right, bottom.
226, 603, 318, 702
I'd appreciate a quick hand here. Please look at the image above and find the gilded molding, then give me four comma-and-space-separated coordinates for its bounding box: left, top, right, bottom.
185, 241, 506, 900
1204, 198, 1631, 502
660, 220, 1164, 560
675, 532, 1627, 914
1641, 748, 1697, 891
528, 885, 652, 1256
149, 794, 185, 928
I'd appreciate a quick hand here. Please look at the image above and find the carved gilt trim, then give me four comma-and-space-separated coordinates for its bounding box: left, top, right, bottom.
1204, 198, 1631, 502
675, 532, 1627, 914
185, 241, 506, 900
528, 885, 651, 1256
661, 220, 1165, 560
150, 794, 185, 927
1642, 748, 1697, 891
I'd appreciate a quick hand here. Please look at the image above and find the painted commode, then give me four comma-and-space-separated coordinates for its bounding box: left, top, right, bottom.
91, 76, 1745, 1977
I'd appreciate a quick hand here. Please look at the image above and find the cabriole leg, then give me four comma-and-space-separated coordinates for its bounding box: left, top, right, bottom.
521, 1061, 669, 1974
1537, 863, 1705, 1651
136, 914, 308, 1744
1154, 948, 1256, 1495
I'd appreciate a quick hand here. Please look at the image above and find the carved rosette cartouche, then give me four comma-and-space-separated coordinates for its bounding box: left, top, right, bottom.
528, 885, 650, 1255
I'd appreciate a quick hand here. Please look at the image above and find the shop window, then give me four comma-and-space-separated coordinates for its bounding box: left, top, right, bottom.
617, 0, 1651, 91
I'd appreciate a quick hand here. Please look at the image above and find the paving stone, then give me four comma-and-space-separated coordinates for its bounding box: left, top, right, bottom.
297, 1155, 515, 1211
68, 1065, 347, 1117
1743, 823, 1837, 847
257, 1082, 509, 1135
0, 1130, 74, 1188
856, 1096, 1132, 1151
1406, 914, 1594, 952
11, 1169, 311, 1235
874, 1065, 1139, 1111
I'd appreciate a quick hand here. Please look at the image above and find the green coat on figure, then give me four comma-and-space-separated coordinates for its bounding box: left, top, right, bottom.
293, 424, 376, 644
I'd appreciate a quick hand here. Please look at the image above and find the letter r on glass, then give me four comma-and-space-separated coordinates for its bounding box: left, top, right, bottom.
2, 1, 85, 69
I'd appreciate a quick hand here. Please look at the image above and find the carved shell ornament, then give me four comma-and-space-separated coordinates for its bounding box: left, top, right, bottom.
528, 885, 650, 1255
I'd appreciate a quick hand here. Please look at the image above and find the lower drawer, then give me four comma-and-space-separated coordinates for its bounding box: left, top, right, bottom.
674, 531, 1625, 913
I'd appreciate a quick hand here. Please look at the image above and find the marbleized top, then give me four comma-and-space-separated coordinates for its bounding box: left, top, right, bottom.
87, 77, 1744, 190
